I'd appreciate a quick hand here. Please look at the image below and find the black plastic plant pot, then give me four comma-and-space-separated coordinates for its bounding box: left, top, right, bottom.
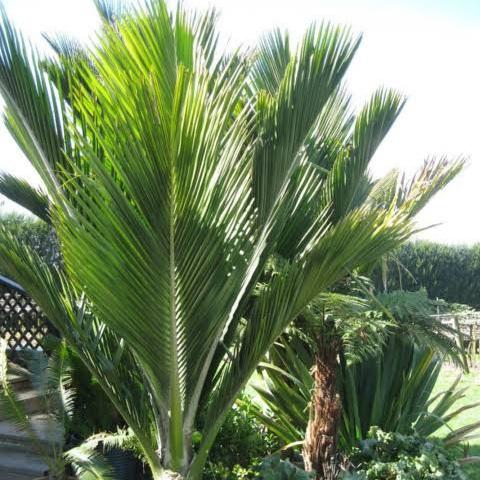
105, 448, 138, 479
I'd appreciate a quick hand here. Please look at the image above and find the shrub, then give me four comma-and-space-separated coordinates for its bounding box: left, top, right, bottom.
343, 427, 466, 479
202, 394, 279, 479
259, 455, 314, 479
0, 213, 59, 267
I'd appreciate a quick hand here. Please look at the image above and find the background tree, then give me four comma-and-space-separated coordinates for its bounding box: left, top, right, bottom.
0, 1, 462, 478
0, 211, 59, 266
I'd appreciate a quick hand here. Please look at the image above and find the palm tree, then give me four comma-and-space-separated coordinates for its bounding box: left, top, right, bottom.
0, 1, 462, 478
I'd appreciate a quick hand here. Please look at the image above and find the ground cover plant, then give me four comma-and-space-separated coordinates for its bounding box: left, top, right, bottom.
202, 394, 279, 479
343, 427, 467, 479
0, 0, 463, 478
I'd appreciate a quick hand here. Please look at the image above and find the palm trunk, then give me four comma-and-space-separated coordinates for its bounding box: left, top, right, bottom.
303, 339, 341, 479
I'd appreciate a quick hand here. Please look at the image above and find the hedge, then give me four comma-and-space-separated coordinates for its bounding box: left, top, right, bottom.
372, 241, 480, 308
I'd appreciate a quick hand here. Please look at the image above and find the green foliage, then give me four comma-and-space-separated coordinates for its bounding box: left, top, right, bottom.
0, 0, 462, 476
0, 212, 59, 266
374, 241, 480, 308
297, 291, 391, 364
251, 290, 475, 450
341, 341, 441, 445
0, 174, 50, 222
249, 335, 313, 445
342, 341, 480, 450
18, 336, 122, 447
375, 290, 459, 361
203, 394, 279, 480
203, 463, 260, 480
259, 455, 314, 479
343, 428, 466, 479
55, 343, 122, 442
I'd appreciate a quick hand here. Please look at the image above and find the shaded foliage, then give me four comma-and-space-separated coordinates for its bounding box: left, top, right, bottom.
202, 394, 279, 480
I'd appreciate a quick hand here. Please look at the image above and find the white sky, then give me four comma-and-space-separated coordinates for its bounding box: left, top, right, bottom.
1, 0, 479, 244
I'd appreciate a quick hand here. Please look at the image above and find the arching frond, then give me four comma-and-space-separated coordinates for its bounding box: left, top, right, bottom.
0, 174, 50, 222
0, 1, 464, 477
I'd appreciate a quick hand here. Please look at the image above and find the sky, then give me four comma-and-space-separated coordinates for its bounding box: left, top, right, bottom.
1, 0, 479, 244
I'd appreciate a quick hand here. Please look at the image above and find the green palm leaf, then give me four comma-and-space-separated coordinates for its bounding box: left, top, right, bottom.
0, 173, 50, 222
0, 1, 463, 478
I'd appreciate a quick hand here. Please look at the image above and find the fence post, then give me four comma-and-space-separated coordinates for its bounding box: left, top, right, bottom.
453, 315, 470, 374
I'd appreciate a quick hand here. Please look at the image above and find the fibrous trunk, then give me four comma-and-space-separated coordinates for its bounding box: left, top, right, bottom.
303, 339, 341, 479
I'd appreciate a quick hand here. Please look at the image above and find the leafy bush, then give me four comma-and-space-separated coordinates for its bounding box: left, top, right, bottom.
202, 394, 279, 479
343, 427, 466, 479
0, 212, 60, 267
66, 350, 123, 442
259, 455, 313, 479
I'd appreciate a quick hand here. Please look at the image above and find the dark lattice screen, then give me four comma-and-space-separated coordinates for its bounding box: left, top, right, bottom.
0, 281, 57, 350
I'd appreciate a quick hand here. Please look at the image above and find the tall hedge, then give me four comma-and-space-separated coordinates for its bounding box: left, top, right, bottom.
373, 241, 480, 308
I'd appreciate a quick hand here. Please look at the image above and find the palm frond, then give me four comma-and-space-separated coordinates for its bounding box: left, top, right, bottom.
324, 88, 405, 221
253, 23, 361, 224
251, 28, 291, 95
0, 1, 464, 476
93, 0, 129, 24
397, 157, 465, 218
0, 232, 161, 470
0, 174, 50, 222
65, 444, 113, 480
67, 428, 137, 480
0, 9, 69, 196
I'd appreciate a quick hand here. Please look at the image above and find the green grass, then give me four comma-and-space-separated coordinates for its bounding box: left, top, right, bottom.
432, 365, 480, 478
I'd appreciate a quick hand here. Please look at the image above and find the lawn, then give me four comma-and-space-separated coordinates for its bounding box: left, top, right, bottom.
432, 364, 480, 478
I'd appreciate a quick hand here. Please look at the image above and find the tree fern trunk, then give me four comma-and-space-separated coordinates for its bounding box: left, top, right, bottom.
303, 339, 341, 479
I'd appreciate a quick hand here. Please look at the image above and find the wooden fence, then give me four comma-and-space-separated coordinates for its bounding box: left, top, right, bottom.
0, 275, 57, 351
435, 312, 480, 370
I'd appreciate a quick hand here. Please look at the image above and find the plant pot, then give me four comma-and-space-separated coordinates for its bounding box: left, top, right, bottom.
33, 477, 77, 480
105, 448, 139, 479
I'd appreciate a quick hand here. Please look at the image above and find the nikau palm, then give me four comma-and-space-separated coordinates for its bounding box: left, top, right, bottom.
0, 1, 462, 478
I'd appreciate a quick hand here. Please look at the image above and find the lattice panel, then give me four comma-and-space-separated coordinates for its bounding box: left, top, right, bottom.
0, 286, 57, 350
